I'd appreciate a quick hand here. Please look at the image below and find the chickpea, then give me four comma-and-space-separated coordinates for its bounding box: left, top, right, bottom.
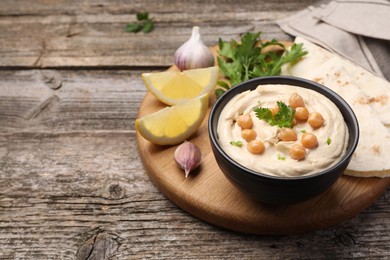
292, 118, 297, 126
247, 140, 265, 154
301, 133, 318, 149
241, 129, 257, 142
271, 105, 279, 117
290, 144, 306, 160
295, 107, 309, 121
237, 114, 253, 129
308, 112, 324, 129
278, 128, 297, 142
289, 93, 305, 108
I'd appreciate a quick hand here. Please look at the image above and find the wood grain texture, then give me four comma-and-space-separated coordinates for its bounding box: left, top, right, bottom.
0, 0, 317, 68
1, 0, 390, 258
1, 69, 389, 258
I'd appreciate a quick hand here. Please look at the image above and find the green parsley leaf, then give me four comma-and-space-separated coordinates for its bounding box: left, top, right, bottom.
215, 88, 225, 98
274, 101, 295, 128
126, 12, 154, 34
230, 141, 243, 147
253, 107, 274, 125
301, 129, 307, 133
253, 101, 295, 128
216, 32, 308, 97
277, 154, 286, 160
136, 12, 149, 21
217, 81, 230, 90
142, 19, 154, 33
218, 38, 236, 59
326, 137, 332, 145
126, 23, 143, 33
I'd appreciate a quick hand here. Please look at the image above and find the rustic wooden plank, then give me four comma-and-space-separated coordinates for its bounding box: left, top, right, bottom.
0, 131, 389, 258
1, 0, 389, 257
0, 69, 389, 258
0, 69, 145, 132
0, 131, 389, 259
0, 0, 318, 68
0, 0, 318, 15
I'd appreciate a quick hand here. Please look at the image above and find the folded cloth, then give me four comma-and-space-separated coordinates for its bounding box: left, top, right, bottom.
318, 0, 390, 40
364, 37, 390, 80
277, 0, 390, 81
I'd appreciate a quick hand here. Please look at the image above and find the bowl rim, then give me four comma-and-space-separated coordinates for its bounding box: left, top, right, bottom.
208, 75, 360, 181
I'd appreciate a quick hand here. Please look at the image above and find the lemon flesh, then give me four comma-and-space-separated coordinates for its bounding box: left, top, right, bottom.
142, 66, 218, 105
135, 93, 209, 145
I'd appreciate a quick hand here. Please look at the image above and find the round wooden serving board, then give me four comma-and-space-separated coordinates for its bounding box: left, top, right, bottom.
136, 92, 390, 235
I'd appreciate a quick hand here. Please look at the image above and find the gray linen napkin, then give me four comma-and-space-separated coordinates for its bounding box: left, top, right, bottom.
319, 0, 390, 40
277, 0, 390, 80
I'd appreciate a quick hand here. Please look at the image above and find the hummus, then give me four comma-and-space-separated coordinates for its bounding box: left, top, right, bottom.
217, 84, 349, 177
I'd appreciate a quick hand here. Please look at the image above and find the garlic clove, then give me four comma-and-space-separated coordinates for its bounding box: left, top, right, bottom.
174, 26, 215, 71
174, 141, 202, 178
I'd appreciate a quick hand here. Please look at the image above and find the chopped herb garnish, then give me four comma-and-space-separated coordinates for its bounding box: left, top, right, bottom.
326, 137, 332, 145
230, 141, 243, 147
253, 101, 295, 128
277, 154, 286, 160
126, 12, 154, 33
301, 129, 307, 133
215, 32, 308, 97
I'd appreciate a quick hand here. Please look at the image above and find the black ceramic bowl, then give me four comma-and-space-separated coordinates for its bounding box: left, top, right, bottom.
208, 76, 359, 204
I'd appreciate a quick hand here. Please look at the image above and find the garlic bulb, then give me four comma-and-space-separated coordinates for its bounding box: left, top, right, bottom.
174, 141, 202, 178
174, 26, 215, 71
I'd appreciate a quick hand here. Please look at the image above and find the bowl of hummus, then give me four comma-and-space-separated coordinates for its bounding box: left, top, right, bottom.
208, 76, 359, 204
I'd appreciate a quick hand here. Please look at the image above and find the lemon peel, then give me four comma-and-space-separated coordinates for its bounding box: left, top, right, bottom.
135, 93, 209, 145
141, 66, 218, 105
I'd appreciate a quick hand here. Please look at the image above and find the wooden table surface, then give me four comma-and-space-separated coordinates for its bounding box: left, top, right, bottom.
1, 0, 389, 259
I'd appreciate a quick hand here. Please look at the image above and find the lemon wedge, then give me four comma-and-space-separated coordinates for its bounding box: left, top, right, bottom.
141, 66, 218, 105
135, 93, 209, 145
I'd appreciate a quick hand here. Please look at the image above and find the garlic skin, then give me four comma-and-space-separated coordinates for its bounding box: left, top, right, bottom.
174, 141, 202, 178
174, 26, 215, 71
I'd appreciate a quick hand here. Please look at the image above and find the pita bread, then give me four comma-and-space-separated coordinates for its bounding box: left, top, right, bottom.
281, 37, 390, 177
283, 37, 390, 125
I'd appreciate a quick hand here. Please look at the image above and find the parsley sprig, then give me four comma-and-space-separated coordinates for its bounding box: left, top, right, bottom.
253, 101, 295, 128
216, 32, 308, 97
126, 12, 154, 33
